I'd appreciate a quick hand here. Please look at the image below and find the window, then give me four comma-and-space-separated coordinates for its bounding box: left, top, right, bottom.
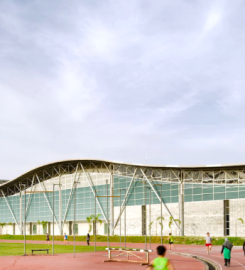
33, 224, 37, 234
224, 200, 230, 236
73, 223, 78, 235
104, 223, 110, 234
43, 224, 47, 234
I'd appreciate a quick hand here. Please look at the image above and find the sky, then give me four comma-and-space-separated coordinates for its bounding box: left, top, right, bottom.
1, 0, 245, 179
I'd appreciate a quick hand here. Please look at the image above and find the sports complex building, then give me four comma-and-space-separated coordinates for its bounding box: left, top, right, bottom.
0, 159, 245, 237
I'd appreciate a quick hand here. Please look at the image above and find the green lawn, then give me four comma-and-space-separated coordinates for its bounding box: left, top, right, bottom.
0, 243, 107, 256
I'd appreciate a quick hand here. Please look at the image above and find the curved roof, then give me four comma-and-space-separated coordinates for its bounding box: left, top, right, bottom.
1, 159, 245, 197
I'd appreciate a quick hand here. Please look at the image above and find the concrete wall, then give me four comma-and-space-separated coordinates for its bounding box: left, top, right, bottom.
1, 199, 244, 237
184, 201, 224, 236
230, 199, 245, 236
113, 201, 224, 237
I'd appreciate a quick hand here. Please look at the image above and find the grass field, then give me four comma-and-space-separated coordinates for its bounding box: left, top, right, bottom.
0, 243, 107, 256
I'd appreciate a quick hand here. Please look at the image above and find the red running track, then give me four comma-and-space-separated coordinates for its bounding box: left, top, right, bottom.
0, 240, 244, 269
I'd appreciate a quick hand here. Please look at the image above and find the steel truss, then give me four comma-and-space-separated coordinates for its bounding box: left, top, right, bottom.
0, 160, 245, 234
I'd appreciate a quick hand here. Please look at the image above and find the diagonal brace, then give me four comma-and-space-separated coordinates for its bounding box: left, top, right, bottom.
1, 190, 21, 232
80, 163, 108, 222
113, 168, 137, 230
140, 168, 180, 231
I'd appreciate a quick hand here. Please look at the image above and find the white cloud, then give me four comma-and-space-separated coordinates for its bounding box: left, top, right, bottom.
0, 0, 245, 178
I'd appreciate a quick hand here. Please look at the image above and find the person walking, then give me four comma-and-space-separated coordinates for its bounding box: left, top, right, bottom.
147, 245, 175, 270
64, 233, 68, 244
243, 240, 245, 256
86, 232, 90, 246
205, 232, 212, 254
221, 238, 233, 267
168, 233, 174, 251
46, 233, 50, 244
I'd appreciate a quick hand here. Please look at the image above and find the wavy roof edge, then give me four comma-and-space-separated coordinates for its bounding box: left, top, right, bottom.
7, 158, 245, 182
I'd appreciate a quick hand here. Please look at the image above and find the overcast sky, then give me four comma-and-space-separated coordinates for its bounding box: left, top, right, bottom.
1, 0, 245, 179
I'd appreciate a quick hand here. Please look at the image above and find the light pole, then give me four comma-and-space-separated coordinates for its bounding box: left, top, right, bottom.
20, 184, 26, 256
154, 184, 163, 245
119, 189, 121, 248
53, 184, 61, 256
73, 181, 78, 258
146, 187, 151, 250
121, 189, 126, 249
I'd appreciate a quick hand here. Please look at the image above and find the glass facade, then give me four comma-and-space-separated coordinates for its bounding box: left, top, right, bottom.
0, 166, 245, 224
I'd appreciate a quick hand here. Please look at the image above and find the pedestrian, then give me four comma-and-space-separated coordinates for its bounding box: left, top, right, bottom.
64, 233, 68, 244
168, 233, 174, 251
147, 245, 175, 270
46, 233, 50, 244
205, 232, 212, 254
86, 232, 90, 246
221, 238, 233, 267
243, 240, 245, 256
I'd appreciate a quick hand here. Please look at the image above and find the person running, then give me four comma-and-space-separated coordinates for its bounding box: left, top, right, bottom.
147, 245, 175, 270
86, 232, 90, 246
168, 233, 174, 251
243, 240, 245, 256
221, 238, 233, 267
46, 233, 50, 244
64, 233, 68, 244
205, 232, 212, 254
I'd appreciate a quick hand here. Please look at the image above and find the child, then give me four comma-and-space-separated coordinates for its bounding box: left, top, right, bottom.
205, 232, 212, 254
168, 233, 174, 251
46, 233, 50, 244
64, 233, 68, 244
147, 245, 175, 270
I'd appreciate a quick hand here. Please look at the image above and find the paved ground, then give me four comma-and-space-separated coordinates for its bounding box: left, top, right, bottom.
0, 240, 244, 269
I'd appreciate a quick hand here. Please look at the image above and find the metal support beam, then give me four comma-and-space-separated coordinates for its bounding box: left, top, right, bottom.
59, 172, 62, 235
140, 168, 180, 232
19, 190, 23, 235
1, 190, 21, 232
80, 163, 108, 222
179, 170, 184, 236
61, 164, 80, 231
110, 172, 114, 236
25, 175, 36, 220
36, 174, 60, 228
113, 168, 137, 230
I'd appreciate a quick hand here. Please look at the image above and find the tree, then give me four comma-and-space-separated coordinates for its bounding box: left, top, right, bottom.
86, 214, 102, 234
37, 220, 41, 235
148, 221, 154, 231
236, 218, 244, 236
169, 217, 181, 232
86, 216, 93, 233
0, 222, 6, 234
157, 216, 164, 235
41, 221, 49, 234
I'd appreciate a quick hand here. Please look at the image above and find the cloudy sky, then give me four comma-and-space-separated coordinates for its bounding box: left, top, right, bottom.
1, 0, 245, 179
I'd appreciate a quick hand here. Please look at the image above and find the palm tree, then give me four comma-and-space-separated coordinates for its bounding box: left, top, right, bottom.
157, 216, 164, 236
37, 220, 41, 235
41, 221, 49, 234
87, 214, 102, 234
236, 218, 244, 236
148, 221, 154, 231
169, 217, 181, 233
86, 216, 93, 233
0, 222, 6, 234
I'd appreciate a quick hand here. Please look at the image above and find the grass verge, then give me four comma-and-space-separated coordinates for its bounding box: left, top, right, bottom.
0, 235, 244, 246
0, 242, 107, 256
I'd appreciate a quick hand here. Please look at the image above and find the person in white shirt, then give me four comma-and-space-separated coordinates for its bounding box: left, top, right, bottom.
205, 232, 212, 254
